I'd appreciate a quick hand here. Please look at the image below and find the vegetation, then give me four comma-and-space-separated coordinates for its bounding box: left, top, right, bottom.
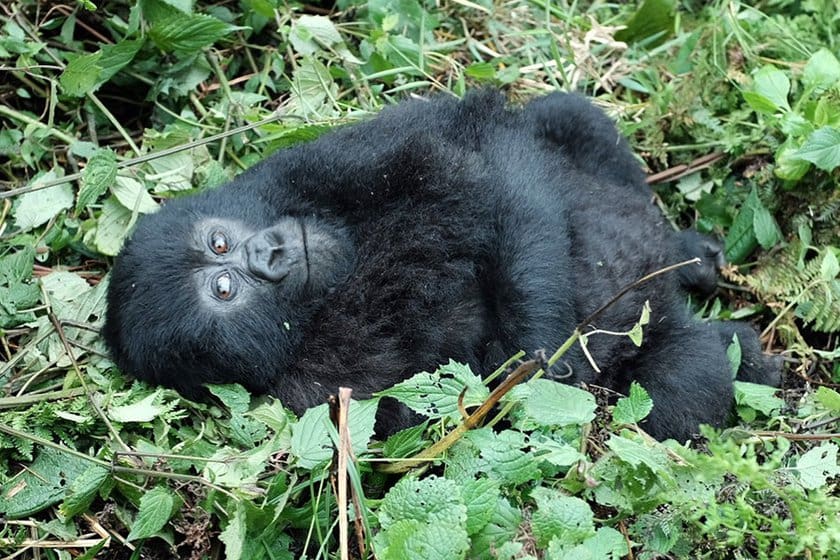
1, 0, 838, 558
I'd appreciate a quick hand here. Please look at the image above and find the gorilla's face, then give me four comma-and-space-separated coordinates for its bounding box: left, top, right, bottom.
103, 195, 356, 397
191, 217, 310, 313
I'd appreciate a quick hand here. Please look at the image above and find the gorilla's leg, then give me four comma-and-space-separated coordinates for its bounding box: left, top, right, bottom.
676, 230, 726, 296
523, 93, 649, 192
714, 321, 782, 387
625, 322, 734, 441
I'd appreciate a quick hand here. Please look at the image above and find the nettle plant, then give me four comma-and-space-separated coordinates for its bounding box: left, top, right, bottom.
742, 48, 840, 183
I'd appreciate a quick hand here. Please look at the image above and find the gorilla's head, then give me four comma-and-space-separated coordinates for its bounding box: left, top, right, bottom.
103, 184, 355, 398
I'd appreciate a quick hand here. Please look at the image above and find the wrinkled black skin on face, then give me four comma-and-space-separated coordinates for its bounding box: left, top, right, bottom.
104, 91, 780, 441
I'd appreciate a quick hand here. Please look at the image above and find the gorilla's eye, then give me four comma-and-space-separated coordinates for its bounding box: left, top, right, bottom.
214, 273, 233, 300
210, 231, 229, 254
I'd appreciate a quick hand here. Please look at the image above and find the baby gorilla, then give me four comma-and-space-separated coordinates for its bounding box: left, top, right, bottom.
103, 91, 779, 441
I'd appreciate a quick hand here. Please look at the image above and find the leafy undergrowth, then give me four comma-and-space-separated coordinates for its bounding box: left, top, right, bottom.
1, 0, 839, 558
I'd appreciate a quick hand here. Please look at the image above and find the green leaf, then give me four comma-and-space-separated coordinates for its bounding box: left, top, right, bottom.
289, 399, 378, 469
289, 15, 360, 63
748, 66, 791, 112
726, 333, 742, 378
466, 429, 542, 484
219, 501, 246, 560
375, 519, 470, 560
794, 443, 840, 490
77, 149, 117, 212
803, 48, 840, 91
548, 526, 629, 559
149, 13, 234, 54
795, 127, 840, 172
288, 56, 336, 118
111, 176, 159, 214
614, 0, 676, 46
97, 39, 144, 83
379, 475, 467, 529
465, 62, 496, 80
92, 197, 132, 256
508, 379, 596, 427
815, 386, 840, 413
13, 172, 73, 231
108, 390, 167, 423
613, 382, 653, 425
774, 142, 811, 181
378, 360, 489, 421
383, 422, 429, 458
724, 189, 759, 264
733, 381, 784, 417
208, 384, 251, 414
127, 486, 177, 541
60, 466, 109, 518
60, 51, 103, 96
0, 448, 90, 518
821, 250, 840, 281
606, 435, 669, 470
461, 477, 500, 536
752, 204, 780, 249
530, 488, 595, 547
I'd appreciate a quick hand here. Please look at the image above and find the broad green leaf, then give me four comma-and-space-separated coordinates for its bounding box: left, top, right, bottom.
803, 48, 840, 91
531, 488, 594, 547
465, 429, 542, 484
748, 66, 790, 112
375, 519, 470, 560
379, 475, 467, 529
821, 250, 840, 281
111, 176, 159, 214
97, 39, 144, 83
60, 51, 103, 96
41, 271, 90, 305
149, 13, 234, 54
382, 422, 429, 458
606, 435, 669, 471
465, 62, 496, 80
612, 382, 653, 425
548, 526, 629, 559
795, 127, 840, 172
203, 442, 274, 487
774, 142, 811, 181
752, 204, 780, 249
510, 379, 596, 427
77, 149, 117, 212
219, 501, 246, 560
208, 384, 251, 414
815, 386, 840, 413
733, 381, 784, 417
614, 0, 676, 46
92, 197, 132, 256
0, 448, 89, 518
288, 56, 336, 118
108, 390, 166, 423
60, 466, 109, 518
289, 399, 378, 469
726, 333, 742, 378
289, 15, 360, 63
794, 443, 840, 490
470, 498, 522, 555
461, 477, 499, 536
724, 189, 759, 263
13, 173, 73, 231
126, 486, 177, 541
378, 360, 488, 421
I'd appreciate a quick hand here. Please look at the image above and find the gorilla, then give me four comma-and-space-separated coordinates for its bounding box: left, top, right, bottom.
103, 91, 779, 441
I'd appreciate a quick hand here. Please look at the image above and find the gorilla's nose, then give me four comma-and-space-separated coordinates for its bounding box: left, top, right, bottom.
245, 229, 290, 282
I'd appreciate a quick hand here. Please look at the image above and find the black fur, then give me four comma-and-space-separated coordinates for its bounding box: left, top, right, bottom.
103, 91, 779, 441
